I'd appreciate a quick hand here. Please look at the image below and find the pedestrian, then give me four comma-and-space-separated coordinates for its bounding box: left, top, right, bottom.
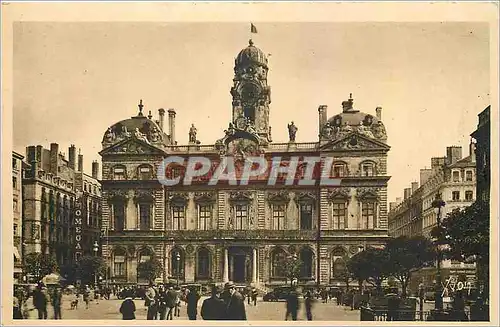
51, 286, 63, 319
165, 286, 176, 319
33, 284, 48, 319
83, 286, 90, 309
251, 287, 258, 306
201, 285, 226, 320
186, 287, 201, 320
174, 287, 181, 317
285, 287, 299, 321
224, 282, 247, 320
305, 291, 314, 321
119, 291, 136, 320
145, 284, 158, 320
386, 291, 400, 321
246, 287, 251, 305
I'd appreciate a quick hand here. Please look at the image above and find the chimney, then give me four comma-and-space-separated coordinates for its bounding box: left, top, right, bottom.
396, 197, 402, 204
404, 188, 412, 200
26, 146, 36, 165
376, 106, 382, 120
446, 146, 462, 165
431, 157, 446, 170
318, 105, 328, 136
158, 108, 165, 131
49, 143, 59, 175
92, 161, 99, 179
168, 108, 176, 145
420, 168, 433, 185
411, 181, 419, 193
77, 149, 83, 172
68, 144, 76, 170
470, 140, 476, 163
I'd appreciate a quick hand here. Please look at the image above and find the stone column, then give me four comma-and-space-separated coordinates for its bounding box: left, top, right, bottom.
223, 248, 229, 283
252, 248, 257, 284
136, 203, 140, 230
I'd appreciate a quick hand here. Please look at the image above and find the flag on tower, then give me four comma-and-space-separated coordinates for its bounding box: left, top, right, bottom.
251, 23, 258, 34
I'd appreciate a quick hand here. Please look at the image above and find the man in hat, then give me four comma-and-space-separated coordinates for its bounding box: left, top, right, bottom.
145, 284, 158, 320
33, 283, 49, 319
224, 282, 247, 320
201, 285, 226, 320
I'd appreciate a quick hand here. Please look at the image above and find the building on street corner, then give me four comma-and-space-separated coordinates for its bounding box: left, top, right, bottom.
100, 39, 391, 288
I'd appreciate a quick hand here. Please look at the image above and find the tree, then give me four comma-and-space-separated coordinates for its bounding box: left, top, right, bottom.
347, 248, 390, 294
278, 255, 303, 286
76, 255, 107, 286
137, 258, 164, 284
24, 253, 59, 280
385, 236, 436, 297
432, 199, 489, 297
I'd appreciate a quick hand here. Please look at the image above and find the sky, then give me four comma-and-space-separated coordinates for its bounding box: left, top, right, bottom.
12, 22, 490, 202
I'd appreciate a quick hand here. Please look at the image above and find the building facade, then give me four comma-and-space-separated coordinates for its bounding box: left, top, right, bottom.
100, 40, 391, 288
471, 105, 490, 204
13, 151, 27, 281
22, 144, 102, 275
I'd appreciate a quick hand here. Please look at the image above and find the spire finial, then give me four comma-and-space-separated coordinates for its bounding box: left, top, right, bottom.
148, 110, 153, 120
349, 93, 353, 100
138, 99, 144, 116
249, 39, 254, 46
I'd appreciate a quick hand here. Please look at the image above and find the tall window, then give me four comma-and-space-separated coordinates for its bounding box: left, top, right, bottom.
234, 204, 248, 230
12, 177, 17, 188
171, 249, 185, 279
299, 248, 314, 278
138, 165, 153, 180
113, 249, 126, 277
361, 201, 376, 229
113, 166, 126, 180
198, 205, 212, 230
272, 204, 286, 230
197, 248, 210, 279
465, 170, 473, 181
332, 201, 347, 229
465, 190, 473, 201
332, 256, 347, 278
12, 158, 18, 170
139, 204, 151, 231
113, 203, 125, 231
300, 203, 313, 230
332, 163, 346, 177
361, 162, 375, 177
452, 191, 460, 201
271, 248, 286, 277
13, 199, 18, 213
172, 206, 185, 230
452, 171, 460, 182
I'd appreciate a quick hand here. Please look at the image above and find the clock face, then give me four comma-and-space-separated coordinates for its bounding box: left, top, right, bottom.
236, 117, 247, 130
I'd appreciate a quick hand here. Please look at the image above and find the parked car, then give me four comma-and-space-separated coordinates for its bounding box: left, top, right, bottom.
263, 286, 293, 302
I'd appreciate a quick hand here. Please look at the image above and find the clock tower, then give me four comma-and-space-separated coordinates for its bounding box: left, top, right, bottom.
230, 39, 271, 142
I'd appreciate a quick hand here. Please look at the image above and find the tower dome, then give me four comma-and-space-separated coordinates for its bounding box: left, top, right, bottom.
235, 39, 268, 68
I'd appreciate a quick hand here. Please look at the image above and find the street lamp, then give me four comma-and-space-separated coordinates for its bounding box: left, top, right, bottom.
432, 192, 446, 313
288, 253, 298, 286
175, 252, 181, 287
93, 241, 99, 288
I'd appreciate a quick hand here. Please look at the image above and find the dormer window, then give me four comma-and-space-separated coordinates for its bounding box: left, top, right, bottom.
113, 166, 127, 181
360, 161, 376, 177
138, 165, 153, 180
332, 163, 347, 177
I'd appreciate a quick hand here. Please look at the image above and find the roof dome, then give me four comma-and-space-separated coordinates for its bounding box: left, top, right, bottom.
235, 39, 268, 68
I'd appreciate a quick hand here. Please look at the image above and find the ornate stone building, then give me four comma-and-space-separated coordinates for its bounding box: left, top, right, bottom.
13, 151, 28, 281
100, 40, 390, 288
22, 144, 102, 276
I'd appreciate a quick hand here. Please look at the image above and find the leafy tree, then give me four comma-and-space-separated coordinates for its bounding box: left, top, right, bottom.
278, 255, 303, 286
385, 236, 436, 297
76, 255, 107, 286
24, 253, 59, 280
347, 248, 390, 294
432, 199, 489, 297
137, 258, 164, 284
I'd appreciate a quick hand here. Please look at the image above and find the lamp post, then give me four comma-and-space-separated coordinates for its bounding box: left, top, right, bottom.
175, 252, 181, 287
431, 192, 446, 314
93, 241, 99, 288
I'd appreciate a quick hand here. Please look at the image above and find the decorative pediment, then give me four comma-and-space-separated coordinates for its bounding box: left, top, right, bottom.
356, 187, 380, 201
100, 138, 166, 156
295, 191, 317, 203
229, 191, 254, 203
134, 189, 155, 203
168, 192, 189, 204
194, 192, 216, 203
327, 188, 351, 201
267, 190, 290, 203
321, 133, 390, 151
107, 189, 129, 202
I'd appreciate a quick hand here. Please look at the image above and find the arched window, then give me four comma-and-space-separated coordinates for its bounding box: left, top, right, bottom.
299, 247, 314, 278
113, 165, 127, 181
171, 248, 185, 280
270, 248, 287, 278
331, 248, 347, 279
137, 164, 153, 180
360, 161, 376, 177
196, 248, 211, 280
113, 248, 127, 277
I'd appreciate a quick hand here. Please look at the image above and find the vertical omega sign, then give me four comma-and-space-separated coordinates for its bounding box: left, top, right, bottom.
74, 199, 83, 258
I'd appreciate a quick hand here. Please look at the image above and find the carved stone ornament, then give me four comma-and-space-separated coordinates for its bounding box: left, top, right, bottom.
127, 245, 137, 257
134, 189, 155, 202
267, 190, 290, 203
328, 188, 350, 201
296, 191, 317, 203
194, 192, 216, 203
288, 245, 297, 254
349, 245, 359, 255
168, 192, 189, 204
186, 244, 195, 255
356, 187, 380, 201
229, 191, 254, 203
107, 189, 129, 202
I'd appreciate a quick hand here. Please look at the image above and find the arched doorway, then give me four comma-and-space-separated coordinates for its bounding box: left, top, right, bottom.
229, 247, 254, 284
